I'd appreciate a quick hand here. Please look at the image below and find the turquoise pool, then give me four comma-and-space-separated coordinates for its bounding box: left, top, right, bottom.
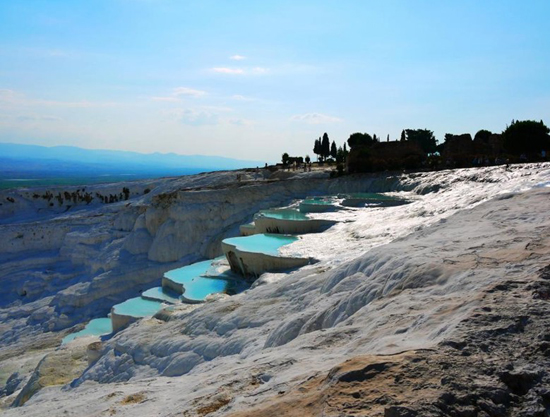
182, 276, 234, 302
223, 234, 298, 256
163, 259, 213, 285
301, 199, 334, 205
112, 297, 164, 318
299, 198, 338, 213
62, 317, 112, 344
142, 287, 181, 304
258, 209, 309, 221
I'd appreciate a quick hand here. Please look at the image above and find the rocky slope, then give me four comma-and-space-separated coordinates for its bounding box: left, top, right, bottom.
1, 163, 549, 415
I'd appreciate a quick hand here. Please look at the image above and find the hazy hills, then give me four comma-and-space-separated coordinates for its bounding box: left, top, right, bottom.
0, 143, 264, 188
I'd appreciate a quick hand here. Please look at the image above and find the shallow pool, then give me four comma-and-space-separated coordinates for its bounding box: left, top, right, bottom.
301, 198, 334, 205
299, 198, 338, 213
112, 297, 164, 318
163, 259, 213, 285
142, 287, 180, 304
258, 209, 309, 221
340, 192, 409, 208
62, 317, 112, 344
182, 276, 234, 302
223, 233, 298, 256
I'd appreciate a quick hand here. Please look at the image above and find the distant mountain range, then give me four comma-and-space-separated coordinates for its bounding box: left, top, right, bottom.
0, 142, 263, 177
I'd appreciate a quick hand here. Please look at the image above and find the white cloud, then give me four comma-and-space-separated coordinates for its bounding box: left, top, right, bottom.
167, 106, 231, 126
200, 105, 233, 112
210, 67, 270, 76
165, 105, 250, 127
16, 115, 62, 122
230, 55, 246, 61
251, 67, 268, 74
232, 94, 255, 101
174, 108, 219, 126
211, 67, 245, 75
172, 87, 206, 97
227, 118, 254, 126
150, 87, 206, 102
0, 89, 16, 99
151, 96, 181, 102
290, 113, 343, 124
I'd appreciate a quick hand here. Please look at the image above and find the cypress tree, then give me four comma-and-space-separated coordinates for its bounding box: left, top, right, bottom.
313, 138, 320, 160
322, 133, 330, 159
330, 141, 337, 158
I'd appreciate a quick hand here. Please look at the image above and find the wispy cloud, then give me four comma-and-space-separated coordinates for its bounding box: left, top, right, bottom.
230, 55, 246, 61
211, 66, 269, 76
16, 114, 62, 122
211, 67, 245, 75
151, 96, 181, 102
232, 94, 256, 101
177, 108, 219, 126
200, 105, 233, 112
227, 118, 254, 126
251, 67, 268, 74
167, 105, 231, 126
150, 86, 207, 102
0, 89, 17, 100
166, 105, 248, 127
290, 113, 343, 124
173, 87, 206, 97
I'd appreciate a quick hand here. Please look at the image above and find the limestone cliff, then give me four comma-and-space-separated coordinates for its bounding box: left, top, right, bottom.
1, 164, 550, 415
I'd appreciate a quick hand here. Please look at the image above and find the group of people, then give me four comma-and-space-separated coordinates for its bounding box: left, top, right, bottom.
471, 156, 508, 166
285, 161, 312, 172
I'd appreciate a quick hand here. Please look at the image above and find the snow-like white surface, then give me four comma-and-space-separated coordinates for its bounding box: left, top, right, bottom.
1, 163, 550, 415
283, 164, 550, 264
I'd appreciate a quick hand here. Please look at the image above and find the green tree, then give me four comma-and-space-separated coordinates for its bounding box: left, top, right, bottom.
503, 120, 550, 154
282, 152, 290, 166
444, 133, 454, 143
400, 130, 406, 142
305, 155, 311, 164
313, 138, 321, 161
347, 132, 374, 149
405, 129, 437, 154
322, 133, 331, 160
330, 141, 337, 158
474, 129, 492, 142
336, 146, 344, 163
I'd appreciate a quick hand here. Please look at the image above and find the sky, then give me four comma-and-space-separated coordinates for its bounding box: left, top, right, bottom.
0, 0, 549, 162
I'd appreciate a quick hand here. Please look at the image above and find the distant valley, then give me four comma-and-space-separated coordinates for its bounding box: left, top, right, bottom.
0, 143, 263, 189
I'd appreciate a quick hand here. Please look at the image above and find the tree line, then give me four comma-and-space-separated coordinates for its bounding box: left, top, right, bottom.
280, 119, 549, 174
345, 120, 549, 172
312, 133, 349, 164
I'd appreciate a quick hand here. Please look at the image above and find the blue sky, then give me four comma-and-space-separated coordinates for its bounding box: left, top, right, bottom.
1, 0, 549, 162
